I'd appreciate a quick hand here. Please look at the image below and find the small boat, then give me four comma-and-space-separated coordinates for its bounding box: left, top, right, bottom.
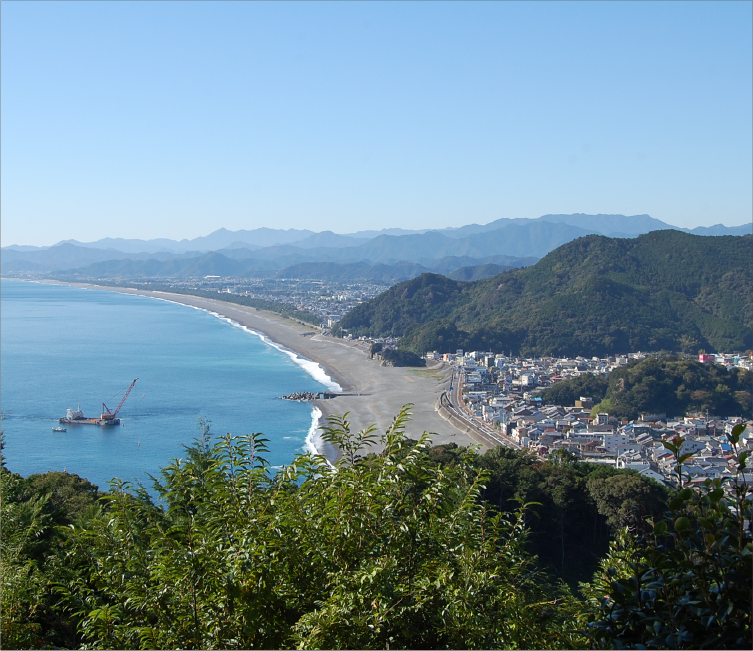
52, 426, 67, 432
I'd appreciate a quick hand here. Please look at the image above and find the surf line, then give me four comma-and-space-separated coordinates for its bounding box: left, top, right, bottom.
144, 297, 343, 458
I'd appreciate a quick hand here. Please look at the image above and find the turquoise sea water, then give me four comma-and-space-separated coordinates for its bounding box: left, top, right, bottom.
0, 279, 331, 490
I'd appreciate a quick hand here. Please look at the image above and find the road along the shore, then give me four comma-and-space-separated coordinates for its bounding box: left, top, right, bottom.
44, 283, 483, 459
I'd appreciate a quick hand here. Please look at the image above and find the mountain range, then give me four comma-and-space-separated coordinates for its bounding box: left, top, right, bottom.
2, 214, 750, 283
6, 213, 750, 253
339, 231, 753, 357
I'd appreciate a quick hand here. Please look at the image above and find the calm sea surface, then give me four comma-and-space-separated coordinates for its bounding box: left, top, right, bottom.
0, 279, 330, 490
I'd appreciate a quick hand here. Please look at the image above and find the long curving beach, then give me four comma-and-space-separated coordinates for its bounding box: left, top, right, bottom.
45, 283, 482, 460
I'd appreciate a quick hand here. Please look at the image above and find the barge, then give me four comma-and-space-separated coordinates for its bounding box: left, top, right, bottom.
59, 379, 138, 427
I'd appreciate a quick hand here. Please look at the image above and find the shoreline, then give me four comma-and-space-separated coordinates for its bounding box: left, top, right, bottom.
188, 307, 343, 460
6, 278, 481, 461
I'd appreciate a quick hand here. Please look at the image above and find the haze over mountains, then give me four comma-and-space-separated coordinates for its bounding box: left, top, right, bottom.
2, 213, 750, 283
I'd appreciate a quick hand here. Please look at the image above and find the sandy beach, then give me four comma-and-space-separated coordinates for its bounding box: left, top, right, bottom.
42, 282, 482, 460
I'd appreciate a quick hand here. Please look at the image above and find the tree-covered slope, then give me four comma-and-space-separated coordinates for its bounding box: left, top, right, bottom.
538, 356, 752, 419
596, 356, 752, 419
538, 374, 611, 407
339, 273, 470, 337
339, 231, 753, 356
3, 414, 751, 650
447, 263, 512, 281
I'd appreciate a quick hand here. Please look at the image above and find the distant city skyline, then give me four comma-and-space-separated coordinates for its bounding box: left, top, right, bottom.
2, 1, 751, 246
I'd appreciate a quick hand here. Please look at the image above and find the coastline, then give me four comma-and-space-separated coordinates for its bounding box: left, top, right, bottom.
21, 279, 481, 461
187, 307, 343, 460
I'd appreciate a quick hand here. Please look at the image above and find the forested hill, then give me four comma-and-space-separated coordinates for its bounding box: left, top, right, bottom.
537, 356, 752, 419
339, 231, 753, 357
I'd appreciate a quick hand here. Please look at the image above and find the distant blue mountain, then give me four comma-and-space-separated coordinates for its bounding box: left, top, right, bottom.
686, 223, 752, 236
55, 228, 315, 253
290, 231, 371, 249
3, 214, 750, 281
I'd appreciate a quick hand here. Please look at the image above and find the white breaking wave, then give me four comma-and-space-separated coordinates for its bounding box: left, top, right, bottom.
163, 301, 342, 392
142, 297, 342, 457
304, 406, 323, 456
211, 313, 342, 393
241, 325, 342, 393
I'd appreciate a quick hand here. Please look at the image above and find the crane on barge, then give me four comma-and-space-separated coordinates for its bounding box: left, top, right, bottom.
60, 379, 139, 426
101, 378, 139, 424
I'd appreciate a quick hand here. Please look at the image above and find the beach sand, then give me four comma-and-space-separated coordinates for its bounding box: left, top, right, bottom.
45, 283, 483, 460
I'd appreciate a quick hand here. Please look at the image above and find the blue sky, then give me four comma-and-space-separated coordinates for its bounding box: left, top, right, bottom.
2, 1, 751, 245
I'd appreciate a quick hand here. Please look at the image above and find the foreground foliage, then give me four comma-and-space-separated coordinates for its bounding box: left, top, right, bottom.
581, 425, 752, 649
471, 445, 668, 586
3, 412, 581, 649
0, 465, 101, 649
1, 417, 750, 649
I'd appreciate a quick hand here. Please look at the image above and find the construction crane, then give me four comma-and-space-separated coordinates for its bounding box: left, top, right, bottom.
101, 379, 138, 422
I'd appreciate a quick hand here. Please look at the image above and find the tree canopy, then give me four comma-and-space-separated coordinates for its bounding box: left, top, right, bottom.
591, 356, 752, 419
1, 415, 750, 649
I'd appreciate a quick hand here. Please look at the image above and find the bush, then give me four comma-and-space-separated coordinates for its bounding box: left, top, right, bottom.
581, 426, 752, 649
382, 348, 426, 367
53, 409, 582, 649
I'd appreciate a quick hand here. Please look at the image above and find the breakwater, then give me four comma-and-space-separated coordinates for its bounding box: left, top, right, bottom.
280, 391, 339, 401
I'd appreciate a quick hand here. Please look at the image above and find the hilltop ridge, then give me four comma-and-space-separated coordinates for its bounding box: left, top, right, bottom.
339, 231, 753, 357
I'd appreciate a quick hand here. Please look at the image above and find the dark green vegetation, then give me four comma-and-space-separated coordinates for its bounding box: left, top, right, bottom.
590, 356, 753, 420
381, 348, 426, 367
339, 232, 753, 357
419, 443, 669, 587
538, 373, 611, 407
537, 356, 752, 419
1, 419, 580, 649
447, 263, 512, 281
2, 417, 751, 650
581, 426, 753, 649
1, 469, 103, 648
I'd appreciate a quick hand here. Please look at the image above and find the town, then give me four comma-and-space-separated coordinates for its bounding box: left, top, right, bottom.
154, 276, 753, 490
185, 275, 388, 327
421, 348, 753, 488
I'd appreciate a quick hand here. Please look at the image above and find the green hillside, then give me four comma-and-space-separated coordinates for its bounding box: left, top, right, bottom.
595, 356, 752, 419
339, 231, 753, 357
538, 374, 610, 407
538, 356, 752, 419
447, 263, 511, 281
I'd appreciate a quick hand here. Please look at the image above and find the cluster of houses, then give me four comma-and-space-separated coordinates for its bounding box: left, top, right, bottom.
424, 348, 753, 487
195, 277, 387, 327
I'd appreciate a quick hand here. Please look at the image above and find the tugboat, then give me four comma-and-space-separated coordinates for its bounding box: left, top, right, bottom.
59, 379, 138, 426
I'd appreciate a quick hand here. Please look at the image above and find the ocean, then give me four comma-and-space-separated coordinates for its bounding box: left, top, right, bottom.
0, 279, 337, 490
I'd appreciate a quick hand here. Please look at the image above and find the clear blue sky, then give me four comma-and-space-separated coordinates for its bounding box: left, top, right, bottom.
2, 1, 751, 245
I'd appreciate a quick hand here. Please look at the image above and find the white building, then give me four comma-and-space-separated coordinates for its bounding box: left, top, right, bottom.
603, 432, 634, 453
